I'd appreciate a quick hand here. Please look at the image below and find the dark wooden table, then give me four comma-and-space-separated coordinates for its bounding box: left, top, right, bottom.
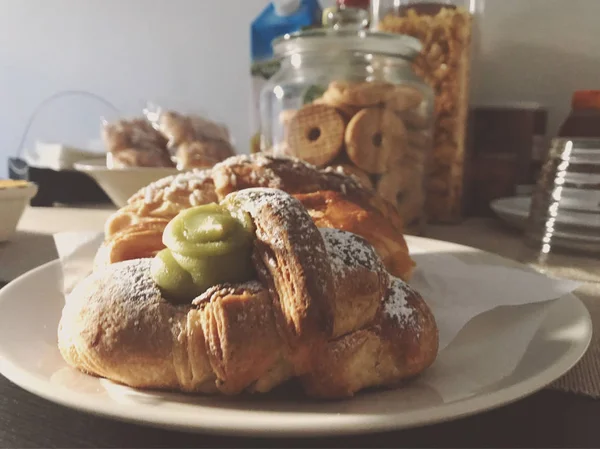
1, 374, 598, 448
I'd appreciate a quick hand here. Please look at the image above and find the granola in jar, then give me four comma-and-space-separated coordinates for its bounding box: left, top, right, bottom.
373, 1, 475, 222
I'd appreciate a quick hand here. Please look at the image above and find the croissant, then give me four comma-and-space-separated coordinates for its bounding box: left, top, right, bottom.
98, 154, 415, 280
58, 189, 438, 398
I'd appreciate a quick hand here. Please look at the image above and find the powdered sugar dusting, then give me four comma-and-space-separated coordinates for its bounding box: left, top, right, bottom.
71, 258, 176, 329
319, 228, 384, 278
225, 188, 314, 246
101, 258, 161, 306
213, 154, 282, 189
134, 169, 212, 205
384, 277, 417, 328
321, 165, 363, 192
247, 168, 281, 188
225, 188, 328, 291
227, 188, 299, 219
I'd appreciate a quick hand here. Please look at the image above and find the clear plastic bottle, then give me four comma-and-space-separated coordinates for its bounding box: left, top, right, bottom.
558, 90, 600, 138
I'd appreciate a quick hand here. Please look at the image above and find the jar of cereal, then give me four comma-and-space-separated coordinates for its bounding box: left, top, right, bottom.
371, 0, 479, 223
259, 29, 434, 234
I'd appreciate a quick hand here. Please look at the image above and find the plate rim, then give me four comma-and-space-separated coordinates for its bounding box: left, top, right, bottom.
490, 196, 530, 218
490, 196, 600, 232
74, 158, 180, 174
0, 237, 592, 437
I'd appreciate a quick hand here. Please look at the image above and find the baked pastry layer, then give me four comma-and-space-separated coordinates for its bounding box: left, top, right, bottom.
99, 154, 415, 280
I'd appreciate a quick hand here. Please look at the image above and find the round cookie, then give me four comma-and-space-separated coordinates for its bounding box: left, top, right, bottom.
377, 166, 425, 227
377, 166, 408, 206
315, 92, 362, 120
279, 109, 297, 126
406, 129, 432, 150
397, 108, 430, 130
404, 144, 429, 168
385, 85, 425, 113
326, 80, 394, 107
345, 108, 407, 174
397, 187, 426, 228
285, 103, 345, 167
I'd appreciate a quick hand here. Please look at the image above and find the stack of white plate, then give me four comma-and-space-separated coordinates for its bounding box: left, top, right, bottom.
492, 139, 600, 253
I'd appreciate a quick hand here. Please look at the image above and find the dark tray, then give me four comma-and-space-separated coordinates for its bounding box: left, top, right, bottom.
8, 157, 111, 207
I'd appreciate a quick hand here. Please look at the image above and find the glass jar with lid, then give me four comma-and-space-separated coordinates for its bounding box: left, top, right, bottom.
259, 29, 435, 234
371, 0, 480, 223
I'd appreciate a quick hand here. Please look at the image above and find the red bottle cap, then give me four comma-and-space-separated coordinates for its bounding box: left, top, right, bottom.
571, 90, 600, 110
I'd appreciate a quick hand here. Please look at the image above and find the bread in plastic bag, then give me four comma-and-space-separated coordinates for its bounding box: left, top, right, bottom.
101, 104, 237, 170
102, 118, 173, 168
146, 106, 236, 170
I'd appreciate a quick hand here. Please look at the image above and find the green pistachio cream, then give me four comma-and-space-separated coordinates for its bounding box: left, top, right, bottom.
150, 203, 255, 303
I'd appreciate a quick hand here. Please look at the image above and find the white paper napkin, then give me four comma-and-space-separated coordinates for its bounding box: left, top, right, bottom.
53, 231, 105, 296
408, 250, 581, 351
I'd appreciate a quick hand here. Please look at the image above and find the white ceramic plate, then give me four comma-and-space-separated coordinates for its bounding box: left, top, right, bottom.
490, 196, 531, 230
491, 196, 600, 230
0, 237, 591, 437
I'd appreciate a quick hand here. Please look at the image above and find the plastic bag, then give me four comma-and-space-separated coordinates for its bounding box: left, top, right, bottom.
102, 117, 173, 169
102, 103, 236, 170
145, 104, 236, 170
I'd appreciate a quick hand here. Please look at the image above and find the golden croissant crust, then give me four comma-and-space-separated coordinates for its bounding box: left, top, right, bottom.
58, 189, 437, 398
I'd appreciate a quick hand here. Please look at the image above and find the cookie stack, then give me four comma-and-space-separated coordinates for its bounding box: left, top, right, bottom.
277, 80, 432, 231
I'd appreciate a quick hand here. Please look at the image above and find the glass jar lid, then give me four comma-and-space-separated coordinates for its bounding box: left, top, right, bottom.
272, 29, 423, 60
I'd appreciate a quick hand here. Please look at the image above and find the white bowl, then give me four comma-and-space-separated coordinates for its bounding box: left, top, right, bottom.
0, 181, 38, 242
74, 158, 179, 208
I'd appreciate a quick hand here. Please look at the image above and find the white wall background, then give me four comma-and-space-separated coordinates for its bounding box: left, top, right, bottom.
472, 0, 600, 134
1, 0, 599, 177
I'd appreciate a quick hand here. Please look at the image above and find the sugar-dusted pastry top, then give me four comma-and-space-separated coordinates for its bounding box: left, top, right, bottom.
100, 153, 415, 281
